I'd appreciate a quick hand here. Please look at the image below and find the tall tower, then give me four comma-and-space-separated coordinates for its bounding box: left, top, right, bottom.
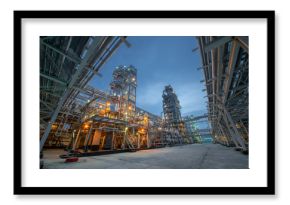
110, 65, 137, 116
162, 85, 182, 129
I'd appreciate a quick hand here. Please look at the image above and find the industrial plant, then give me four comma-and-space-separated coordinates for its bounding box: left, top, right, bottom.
40, 36, 248, 169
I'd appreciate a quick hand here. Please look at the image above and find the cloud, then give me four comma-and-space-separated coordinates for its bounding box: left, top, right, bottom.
136, 82, 207, 115
137, 82, 165, 107
174, 83, 207, 114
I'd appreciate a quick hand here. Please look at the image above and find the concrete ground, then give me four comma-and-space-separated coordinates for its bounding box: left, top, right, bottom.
42, 144, 248, 169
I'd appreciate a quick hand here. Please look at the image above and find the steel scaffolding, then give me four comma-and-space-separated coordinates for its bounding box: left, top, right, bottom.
73, 65, 150, 151
162, 85, 190, 144
40, 36, 248, 158
183, 114, 210, 143
39, 36, 128, 151
197, 36, 249, 152
40, 60, 162, 153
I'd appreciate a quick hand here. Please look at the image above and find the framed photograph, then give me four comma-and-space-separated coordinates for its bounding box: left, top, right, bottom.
14, 10, 275, 195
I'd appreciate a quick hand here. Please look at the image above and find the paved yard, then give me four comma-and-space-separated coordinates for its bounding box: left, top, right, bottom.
42, 144, 248, 169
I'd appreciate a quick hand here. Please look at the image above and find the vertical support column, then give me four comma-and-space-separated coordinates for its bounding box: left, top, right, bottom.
69, 131, 75, 149
111, 131, 115, 150
197, 125, 203, 143
222, 113, 239, 148
134, 128, 139, 149
137, 134, 140, 149
72, 128, 81, 150
146, 131, 150, 148
213, 124, 221, 143
87, 128, 95, 150
217, 122, 230, 146
224, 108, 247, 150
84, 124, 93, 151
240, 120, 249, 138
122, 129, 127, 150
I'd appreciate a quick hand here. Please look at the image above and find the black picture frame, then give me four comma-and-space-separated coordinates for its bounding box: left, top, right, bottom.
14, 10, 275, 195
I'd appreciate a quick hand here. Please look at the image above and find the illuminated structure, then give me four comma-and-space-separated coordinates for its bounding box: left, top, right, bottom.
39, 36, 129, 151
183, 114, 211, 143
40, 58, 162, 153
110, 65, 137, 116
40, 36, 248, 158
162, 85, 189, 144
183, 115, 202, 143
162, 85, 182, 126
72, 65, 151, 151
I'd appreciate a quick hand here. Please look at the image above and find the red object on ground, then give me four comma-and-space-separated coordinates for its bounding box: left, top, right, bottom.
65, 157, 79, 163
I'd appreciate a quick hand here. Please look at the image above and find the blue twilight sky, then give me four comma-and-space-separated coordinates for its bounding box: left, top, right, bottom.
89, 36, 207, 117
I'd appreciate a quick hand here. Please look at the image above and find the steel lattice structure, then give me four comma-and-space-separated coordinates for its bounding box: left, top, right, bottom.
197, 36, 249, 151
40, 36, 248, 155
183, 114, 210, 143
162, 85, 191, 144
40, 36, 128, 151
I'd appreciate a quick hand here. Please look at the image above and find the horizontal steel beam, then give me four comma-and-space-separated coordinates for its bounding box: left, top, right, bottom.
204, 37, 233, 53
192, 47, 199, 52
59, 111, 80, 117
40, 100, 54, 111
41, 90, 63, 98
41, 40, 81, 64
83, 67, 102, 77
235, 36, 248, 53
40, 73, 67, 86
120, 36, 131, 48
72, 86, 93, 96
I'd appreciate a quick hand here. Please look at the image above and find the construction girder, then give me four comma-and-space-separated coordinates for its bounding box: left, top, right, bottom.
204, 36, 233, 53
198, 36, 248, 151
40, 37, 103, 151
